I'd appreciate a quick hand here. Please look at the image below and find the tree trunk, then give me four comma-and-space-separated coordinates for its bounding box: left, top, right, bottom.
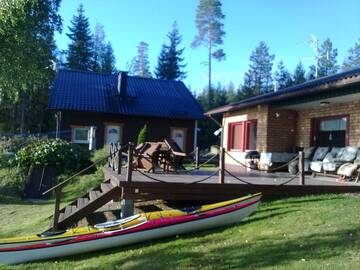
19, 92, 27, 134
208, 36, 212, 109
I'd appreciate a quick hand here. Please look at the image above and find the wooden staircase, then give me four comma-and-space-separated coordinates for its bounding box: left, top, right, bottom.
50, 178, 122, 230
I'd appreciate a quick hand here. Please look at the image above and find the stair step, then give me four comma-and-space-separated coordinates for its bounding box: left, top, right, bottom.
64, 206, 72, 218
58, 213, 65, 222
77, 197, 89, 209
101, 183, 113, 193
89, 190, 102, 201
110, 178, 120, 187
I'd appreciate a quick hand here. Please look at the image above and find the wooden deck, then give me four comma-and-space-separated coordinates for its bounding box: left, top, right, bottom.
104, 167, 360, 201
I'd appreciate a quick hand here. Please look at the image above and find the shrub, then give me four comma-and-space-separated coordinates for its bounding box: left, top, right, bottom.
12, 139, 92, 174
137, 124, 149, 145
0, 167, 26, 197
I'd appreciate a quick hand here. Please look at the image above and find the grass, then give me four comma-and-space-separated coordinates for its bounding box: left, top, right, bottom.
0, 193, 360, 269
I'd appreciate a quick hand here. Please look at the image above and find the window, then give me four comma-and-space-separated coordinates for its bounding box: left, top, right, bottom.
312, 115, 349, 147
228, 120, 257, 151
72, 127, 90, 144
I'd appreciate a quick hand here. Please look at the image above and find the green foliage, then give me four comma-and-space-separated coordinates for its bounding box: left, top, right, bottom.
342, 38, 360, 71
317, 38, 339, 77
130, 42, 152, 78
92, 23, 116, 73
155, 21, 187, 80
12, 139, 91, 173
0, 0, 62, 133
66, 4, 94, 71
137, 125, 149, 145
293, 61, 306, 85
102, 42, 116, 73
0, 167, 26, 197
243, 41, 275, 95
274, 60, 293, 90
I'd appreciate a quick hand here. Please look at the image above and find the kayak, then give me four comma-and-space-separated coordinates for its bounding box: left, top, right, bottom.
0, 193, 261, 264
0, 193, 260, 249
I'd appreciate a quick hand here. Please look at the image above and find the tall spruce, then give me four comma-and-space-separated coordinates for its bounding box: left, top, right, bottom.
342, 38, 360, 70
66, 4, 94, 71
243, 41, 275, 95
102, 42, 116, 73
293, 61, 306, 85
0, 0, 62, 133
274, 60, 293, 90
191, 0, 226, 107
92, 23, 106, 72
155, 22, 186, 80
317, 38, 339, 77
130, 41, 152, 78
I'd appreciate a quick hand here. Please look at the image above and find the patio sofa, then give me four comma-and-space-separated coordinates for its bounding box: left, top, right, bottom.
310, 147, 342, 173
322, 146, 358, 173
337, 149, 360, 179
259, 152, 297, 171
288, 146, 328, 175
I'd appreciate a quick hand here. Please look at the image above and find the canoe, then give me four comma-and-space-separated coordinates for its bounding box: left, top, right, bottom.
0, 193, 261, 264
0, 193, 260, 249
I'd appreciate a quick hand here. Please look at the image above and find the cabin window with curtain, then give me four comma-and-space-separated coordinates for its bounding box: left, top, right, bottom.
72, 126, 90, 144
228, 120, 257, 151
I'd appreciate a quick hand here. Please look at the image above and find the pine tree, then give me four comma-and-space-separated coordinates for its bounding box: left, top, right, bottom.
131, 41, 152, 78
155, 22, 186, 80
307, 65, 317, 81
225, 81, 237, 103
155, 44, 169, 79
342, 38, 360, 70
293, 61, 306, 85
243, 41, 275, 95
274, 60, 293, 90
102, 42, 116, 73
191, 0, 226, 107
66, 4, 94, 71
317, 38, 339, 77
137, 124, 149, 145
92, 23, 106, 72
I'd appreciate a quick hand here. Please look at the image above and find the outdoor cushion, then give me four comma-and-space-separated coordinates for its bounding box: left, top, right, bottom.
337, 150, 360, 177
310, 147, 341, 173
323, 147, 358, 172
312, 147, 330, 161
303, 147, 315, 159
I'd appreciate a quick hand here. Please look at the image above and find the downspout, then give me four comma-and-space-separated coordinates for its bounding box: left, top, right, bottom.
55, 111, 62, 139
208, 114, 223, 149
193, 120, 198, 151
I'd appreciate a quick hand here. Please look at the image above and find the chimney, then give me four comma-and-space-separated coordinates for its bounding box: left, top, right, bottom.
117, 71, 128, 97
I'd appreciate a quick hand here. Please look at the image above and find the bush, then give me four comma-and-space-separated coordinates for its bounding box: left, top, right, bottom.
12, 139, 92, 174
137, 124, 149, 145
0, 136, 40, 154
0, 167, 26, 197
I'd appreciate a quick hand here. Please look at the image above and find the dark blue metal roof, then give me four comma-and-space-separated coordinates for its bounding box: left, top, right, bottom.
206, 66, 360, 115
49, 69, 204, 120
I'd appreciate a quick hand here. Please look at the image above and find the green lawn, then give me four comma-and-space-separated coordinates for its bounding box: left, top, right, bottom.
0, 193, 359, 269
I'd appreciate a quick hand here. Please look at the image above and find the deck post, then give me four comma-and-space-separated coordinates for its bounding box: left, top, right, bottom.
195, 146, 200, 169
116, 143, 122, 175
126, 142, 134, 182
121, 199, 134, 218
299, 151, 305, 185
52, 187, 62, 231
219, 147, 225, 184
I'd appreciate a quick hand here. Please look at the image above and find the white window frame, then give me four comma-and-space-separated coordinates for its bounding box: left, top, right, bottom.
72, 126, 90, 144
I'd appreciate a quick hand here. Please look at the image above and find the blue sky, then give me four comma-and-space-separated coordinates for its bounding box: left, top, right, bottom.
55, 0, 360, 92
